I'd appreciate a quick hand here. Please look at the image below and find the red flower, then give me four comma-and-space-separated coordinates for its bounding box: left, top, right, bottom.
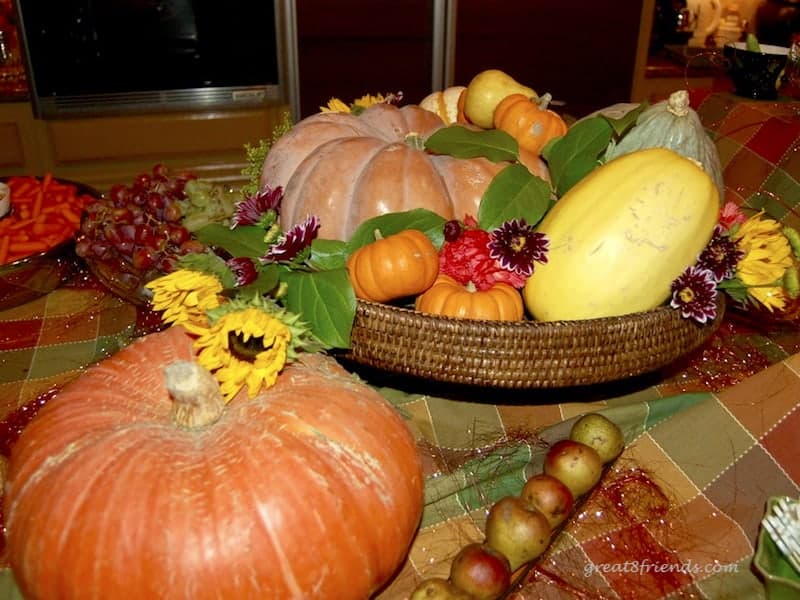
231, 186, 283, 228
670, 266, 719, 324
719, 201, 746, 232
439, 227, 527, 290
263, 215, 320, 263
488, 219, 549, 277
226, 257, 258, 286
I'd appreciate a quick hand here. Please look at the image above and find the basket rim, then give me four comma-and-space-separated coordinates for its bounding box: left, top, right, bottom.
346, 296, 725, 389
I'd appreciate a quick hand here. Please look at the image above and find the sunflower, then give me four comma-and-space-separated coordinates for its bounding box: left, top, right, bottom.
145, 270, 223, 332
319, 92, 403, 115
319, 97, 352, 113
193, 296, 326, 401
194, 307, 291, 401
733, 211, 794, 311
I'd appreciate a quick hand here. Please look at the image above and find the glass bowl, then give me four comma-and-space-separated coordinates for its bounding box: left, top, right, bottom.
0, 241, 76, 311
754, 497, 800, 600
724, 42, 789, 100
0, 176, 101, 311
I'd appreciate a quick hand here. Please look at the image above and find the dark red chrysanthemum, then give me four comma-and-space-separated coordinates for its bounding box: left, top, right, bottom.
488, 218, 549, 277
670, 265, 718, 324
262, 215, 320, 263
696, 225, 744, 282
231, 186, 283, 228
226, 257, 258, 286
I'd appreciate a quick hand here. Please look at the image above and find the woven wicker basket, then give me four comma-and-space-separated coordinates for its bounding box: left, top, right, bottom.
346, 298, 724, 388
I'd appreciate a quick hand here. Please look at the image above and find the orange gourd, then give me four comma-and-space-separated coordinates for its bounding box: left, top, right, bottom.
260, 103, 548, 241
493, 93, 568, 157
415, 274, 524, 321
4, 326, 424, 600
347, 229, 439, 303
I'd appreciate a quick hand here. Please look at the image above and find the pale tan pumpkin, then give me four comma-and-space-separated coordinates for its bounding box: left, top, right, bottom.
260, 103, 549, 240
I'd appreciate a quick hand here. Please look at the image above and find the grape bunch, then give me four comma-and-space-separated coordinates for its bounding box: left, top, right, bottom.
75, 164, 206, 279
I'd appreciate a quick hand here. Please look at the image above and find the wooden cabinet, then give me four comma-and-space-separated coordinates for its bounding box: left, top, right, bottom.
0, 102, 290, 194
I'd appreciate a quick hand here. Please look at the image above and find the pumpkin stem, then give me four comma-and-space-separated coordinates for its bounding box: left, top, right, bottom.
164, 361, 225, 429
404, 133, 426, 150
666, 90, 690, 118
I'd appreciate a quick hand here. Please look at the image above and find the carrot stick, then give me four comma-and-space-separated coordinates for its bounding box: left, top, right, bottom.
9, 240, 48, 254
0, 235, 10, 264
32, 188, 44, 218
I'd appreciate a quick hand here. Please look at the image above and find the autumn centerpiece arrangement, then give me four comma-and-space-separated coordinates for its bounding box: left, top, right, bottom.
6, 71, 800, 599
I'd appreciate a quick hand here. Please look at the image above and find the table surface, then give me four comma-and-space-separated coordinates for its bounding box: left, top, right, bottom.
1, 92, 800, 599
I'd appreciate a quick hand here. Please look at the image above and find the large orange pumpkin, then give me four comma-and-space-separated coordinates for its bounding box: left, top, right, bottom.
260, 103, 549, 240
4, 326, 424, 600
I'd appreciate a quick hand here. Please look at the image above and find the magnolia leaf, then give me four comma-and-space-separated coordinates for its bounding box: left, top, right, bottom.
307, 238, 348, 270
193, 223, 269, 258
176, 252, 237, 289
234, 263, 280, 297
347, 209, 447, 252
601, 102, 648, 138
543, 116, 613, 197
282, 268, 356, 349
424, 126, 518, 162
478, 164, 552, 231
554, 155, 602, 198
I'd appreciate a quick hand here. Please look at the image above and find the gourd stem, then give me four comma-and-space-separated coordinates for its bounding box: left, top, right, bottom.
164, 361, 225, 429
666, 90, 690, 118
537, 93, 553, 110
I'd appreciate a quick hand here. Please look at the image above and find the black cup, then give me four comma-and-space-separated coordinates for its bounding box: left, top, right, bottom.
724, 42, 789, 100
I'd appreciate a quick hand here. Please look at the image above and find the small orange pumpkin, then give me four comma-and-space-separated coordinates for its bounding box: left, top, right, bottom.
347, 229, 439, 303
493, 93, 568, 157
415, 274, 524, 321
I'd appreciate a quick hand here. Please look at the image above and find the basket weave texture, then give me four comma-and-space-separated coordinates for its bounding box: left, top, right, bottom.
346, 298, 725, 388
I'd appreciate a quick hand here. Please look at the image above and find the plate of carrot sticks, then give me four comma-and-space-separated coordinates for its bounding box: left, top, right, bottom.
0, 174, 100, 309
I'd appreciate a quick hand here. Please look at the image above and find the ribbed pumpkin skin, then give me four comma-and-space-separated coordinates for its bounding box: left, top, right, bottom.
4, 327, 423, 600
415, 274, 524, 321
261, 104, 517, 240
347, 229, 439, 302
524, 148, 719, 321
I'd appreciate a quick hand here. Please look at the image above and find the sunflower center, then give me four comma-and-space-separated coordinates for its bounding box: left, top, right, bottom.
679, 287, 696, 303
229, 331, 273, 361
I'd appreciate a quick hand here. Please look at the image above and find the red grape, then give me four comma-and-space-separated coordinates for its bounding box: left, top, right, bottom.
75, 164, 206, 286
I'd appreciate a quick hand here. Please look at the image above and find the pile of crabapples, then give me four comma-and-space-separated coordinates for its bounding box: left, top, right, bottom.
410, 413, 625, 600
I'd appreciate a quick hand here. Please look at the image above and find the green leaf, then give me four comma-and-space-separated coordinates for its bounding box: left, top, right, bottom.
424, 126, 518, 162
176, 252, 237, 288
307, 238, 349, 270
234, 263, 280, 297
601, 102, 648, 138
347, 209, 447, 252
282, 268, 356, 349
554, 155, 603, 198
543, 116, 613, 196
477, 164, 552, 230
194, 223, 269, 258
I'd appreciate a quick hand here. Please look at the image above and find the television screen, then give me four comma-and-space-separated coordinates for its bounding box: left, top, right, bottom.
14, 0, 289, 117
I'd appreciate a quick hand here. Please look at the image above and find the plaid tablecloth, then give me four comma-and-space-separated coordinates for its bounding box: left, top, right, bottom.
1, 93, 799, 599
